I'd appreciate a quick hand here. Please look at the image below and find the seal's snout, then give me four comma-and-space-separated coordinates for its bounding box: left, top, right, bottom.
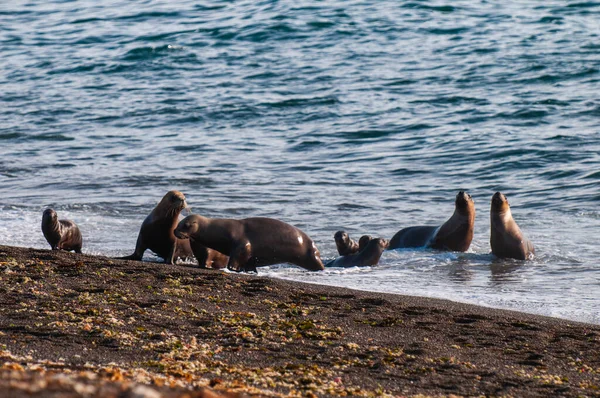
456, 190, 471, 205
174, 228, 188, 240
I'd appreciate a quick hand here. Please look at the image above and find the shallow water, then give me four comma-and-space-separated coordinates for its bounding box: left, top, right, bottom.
1, 0, 599, 324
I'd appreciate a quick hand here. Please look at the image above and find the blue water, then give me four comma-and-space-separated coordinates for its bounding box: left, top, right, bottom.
1, 0, 599, 324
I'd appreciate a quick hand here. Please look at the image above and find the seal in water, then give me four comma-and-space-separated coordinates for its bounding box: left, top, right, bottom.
388, 191, 475, 252
358, 235, 372, 250
490, 192, 534, 260
174, 214, 324, 272
41, 209, 83, 253
120, 190, 193, 265
334, 230, 359, 256
326, 238, 388, 268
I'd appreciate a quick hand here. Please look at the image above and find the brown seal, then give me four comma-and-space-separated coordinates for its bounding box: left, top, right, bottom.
388, 191, 475, 252
189, 242, 229, 269
490, 192, 535, 260
334, 232, 373, 256
41, 209, 83, 253
174, 214, 324, 272
334, 231, 359, 256
325, 238, 388, 268
120, 190, 193, 265
358, 235, 372, 250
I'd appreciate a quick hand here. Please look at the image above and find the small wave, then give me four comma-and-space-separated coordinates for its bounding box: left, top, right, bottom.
262, 96, 339, 108
425, 27, 469, 35
402, 3, 457, 12
28, 134, 74, 142
122, 45, 187, 61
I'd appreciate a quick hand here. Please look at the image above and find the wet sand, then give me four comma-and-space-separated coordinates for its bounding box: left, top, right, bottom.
0, 245, 598, 397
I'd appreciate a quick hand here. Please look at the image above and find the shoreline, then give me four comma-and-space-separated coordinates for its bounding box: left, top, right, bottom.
0, 245, 599, 397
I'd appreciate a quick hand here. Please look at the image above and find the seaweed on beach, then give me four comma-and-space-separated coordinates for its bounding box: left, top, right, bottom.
0, 245, 599, 397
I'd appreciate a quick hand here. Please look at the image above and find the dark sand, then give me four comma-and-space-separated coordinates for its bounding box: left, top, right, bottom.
0, 245, 599, 397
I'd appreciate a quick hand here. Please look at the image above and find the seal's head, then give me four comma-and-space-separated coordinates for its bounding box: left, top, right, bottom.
334, 231, 350, 246
491, 192, 509, 213
455, 191, 475, 213
371, 238, 389, 250
174, 215, 200, 239
42, 208, 58, 224
358, 235, 372, 250
156, 190, 188, 218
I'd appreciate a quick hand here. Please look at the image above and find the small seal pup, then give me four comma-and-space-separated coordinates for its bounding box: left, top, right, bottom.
388, 191, 475, 252
334, 232, 373, 256
41, 209, 83, 253
120, 190, 193, 265
189, 243, 229, 269
490, 192, 535, 260
174, 214, 324, 272
334, 231, 359, 255
326, 238, 388, 268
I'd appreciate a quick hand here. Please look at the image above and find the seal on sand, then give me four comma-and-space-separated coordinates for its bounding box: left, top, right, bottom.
41, 209, 83, 253
326, 238, 388, 268
120, 190, 193, 265
189, 242, 229, 269
174, 215, 324, 272
388, 191, 475, 252
490, 192, 534, 260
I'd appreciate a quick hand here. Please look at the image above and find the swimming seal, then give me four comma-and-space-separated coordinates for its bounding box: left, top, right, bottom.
174, 214, 324, 272
41, 209, 83, 253
388, 191, 475, 252
120, 190, 193, 265
490, 192, 534, 260
326, 238, 388, 268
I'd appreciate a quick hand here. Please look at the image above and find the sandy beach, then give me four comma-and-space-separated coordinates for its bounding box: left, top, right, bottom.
0, 245, 598, 397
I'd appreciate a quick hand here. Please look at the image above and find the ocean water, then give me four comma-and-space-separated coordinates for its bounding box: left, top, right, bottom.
1, 0, 599, 324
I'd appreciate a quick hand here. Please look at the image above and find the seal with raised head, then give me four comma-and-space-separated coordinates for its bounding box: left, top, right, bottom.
388, 191, 475, 252
120, 190, 194, 265
326, 238, 388, 268
334, 231, 359, 256
334, 232, 374, 256
490, 192, 534, 260
41, 208, 83, 253
174, 214, 324, 272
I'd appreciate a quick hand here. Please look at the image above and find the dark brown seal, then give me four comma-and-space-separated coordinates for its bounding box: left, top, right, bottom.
358, 235, 372, 251
326, 238, 388, 268
120, 190, 193, 265
41, 209, 83, 253
388, 191, 475, 252
189, 242, 229, 269
334, 231, 360, 256
174, 214, 324, 272
490, 192, 535, 260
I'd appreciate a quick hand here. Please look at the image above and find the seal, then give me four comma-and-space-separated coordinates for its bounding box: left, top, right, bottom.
189, 242, 229, 269
120, 190, 193, 265
174, 214, 324, 272
388, 191, 475, 252
334, 231, 359, 256
41, 209, 83, 253
358, 235, 372, 251
490, 192, 534, 260
326, 238, 388, 268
